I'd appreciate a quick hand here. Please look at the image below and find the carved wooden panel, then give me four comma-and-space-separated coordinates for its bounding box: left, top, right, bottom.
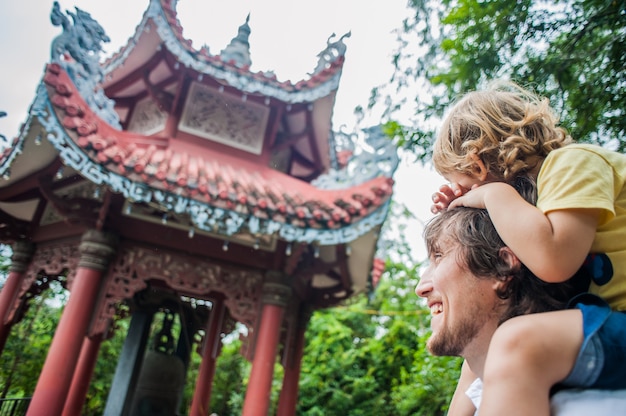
91, 243, 264, 336
7, 242, 80, 324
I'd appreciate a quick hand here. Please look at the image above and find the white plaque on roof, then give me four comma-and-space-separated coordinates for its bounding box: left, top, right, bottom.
179, 81, 270, 155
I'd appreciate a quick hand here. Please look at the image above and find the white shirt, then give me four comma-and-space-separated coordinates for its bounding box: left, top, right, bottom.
466, 378, 626, 415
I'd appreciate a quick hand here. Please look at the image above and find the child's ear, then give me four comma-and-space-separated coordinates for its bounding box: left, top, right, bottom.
470, 153, 488, 181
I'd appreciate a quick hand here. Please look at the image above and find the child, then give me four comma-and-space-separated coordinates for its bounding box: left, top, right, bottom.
430, 80, 626, 416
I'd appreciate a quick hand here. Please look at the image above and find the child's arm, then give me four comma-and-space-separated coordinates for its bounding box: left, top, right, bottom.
448, 360, 478, 416
449, 182, 600, 282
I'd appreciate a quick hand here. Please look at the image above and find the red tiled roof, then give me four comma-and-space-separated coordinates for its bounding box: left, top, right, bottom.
43, 63, 394, 231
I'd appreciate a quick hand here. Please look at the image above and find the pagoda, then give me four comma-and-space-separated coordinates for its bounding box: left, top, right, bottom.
0, 1, 398, 415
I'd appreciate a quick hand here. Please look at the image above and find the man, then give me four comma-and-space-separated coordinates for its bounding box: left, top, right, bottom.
416, 206, 626, 415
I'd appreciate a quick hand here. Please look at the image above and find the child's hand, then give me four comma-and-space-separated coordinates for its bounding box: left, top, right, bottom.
431, 183, 469, 213
448, 182, 503, 210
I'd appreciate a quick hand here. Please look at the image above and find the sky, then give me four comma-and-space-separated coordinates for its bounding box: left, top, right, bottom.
0, 0, 444, 260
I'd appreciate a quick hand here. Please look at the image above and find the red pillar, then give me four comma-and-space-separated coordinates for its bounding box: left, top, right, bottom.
62, 335, 103, 416
277, 306, 311, 416
27, 230, 116, 416
242, 275, 291, 416
0, 241, 35, 355
189, 296, 225, 416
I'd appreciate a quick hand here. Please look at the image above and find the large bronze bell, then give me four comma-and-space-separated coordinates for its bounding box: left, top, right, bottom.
129, 311, 186, 416
129, 350, 186, 415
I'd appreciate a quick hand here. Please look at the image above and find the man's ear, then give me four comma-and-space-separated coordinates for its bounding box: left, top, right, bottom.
469, 153, 488, 181
492, 246, 520, 294
499, 246, 521, 270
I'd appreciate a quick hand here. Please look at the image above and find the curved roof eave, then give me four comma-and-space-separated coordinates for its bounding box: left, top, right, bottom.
101, 0, 346, 104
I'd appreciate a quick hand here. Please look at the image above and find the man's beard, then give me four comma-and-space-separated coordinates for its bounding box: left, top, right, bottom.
427, 314, 482, 357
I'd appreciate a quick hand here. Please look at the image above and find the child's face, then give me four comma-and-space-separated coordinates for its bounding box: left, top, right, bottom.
442, 171, 484, 191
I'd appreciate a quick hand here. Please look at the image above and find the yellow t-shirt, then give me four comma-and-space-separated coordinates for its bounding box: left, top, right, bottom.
537, 144, 626, 310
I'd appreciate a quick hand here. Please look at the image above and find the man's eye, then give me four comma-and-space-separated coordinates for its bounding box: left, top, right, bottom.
430, 252, 443, 263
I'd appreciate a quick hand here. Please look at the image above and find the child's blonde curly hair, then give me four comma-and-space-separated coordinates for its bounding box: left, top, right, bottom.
432, 80, 572, 182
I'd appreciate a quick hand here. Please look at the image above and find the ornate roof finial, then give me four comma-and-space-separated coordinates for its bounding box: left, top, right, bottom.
220, 14, 252, 68
312, 31, 351, 75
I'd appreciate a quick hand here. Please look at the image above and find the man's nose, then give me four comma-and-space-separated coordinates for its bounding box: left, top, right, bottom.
415, 267, 433, 298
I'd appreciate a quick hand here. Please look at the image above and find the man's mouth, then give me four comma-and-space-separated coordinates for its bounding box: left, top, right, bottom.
429, 302, 443, 315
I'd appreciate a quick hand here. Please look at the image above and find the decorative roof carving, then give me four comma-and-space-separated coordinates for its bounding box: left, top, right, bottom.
50, 1, 108, 81
312, 32, 351, 75
313, 126, 400, 190
0, 112, 6, 143
219, 14, 252, 68
49, 1, 120, 128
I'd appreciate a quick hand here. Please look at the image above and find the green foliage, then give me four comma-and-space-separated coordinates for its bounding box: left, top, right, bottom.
0, 281, 66, 399
297, 262, 461, 415
0, 256, 459, 416
298, 306, 389, 415
385, 0, 626, 160
82, 317, 128, 415
0, 244, 11, 281
208, 336, 250, 416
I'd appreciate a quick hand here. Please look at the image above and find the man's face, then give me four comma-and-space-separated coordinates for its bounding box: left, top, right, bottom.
416, 234, 501, 358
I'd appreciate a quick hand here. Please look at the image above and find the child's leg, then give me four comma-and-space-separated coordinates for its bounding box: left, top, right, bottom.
478, 309, 583, 416
448, 360, 479, 416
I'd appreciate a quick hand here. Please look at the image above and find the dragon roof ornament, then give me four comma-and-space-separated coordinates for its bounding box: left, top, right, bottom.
49, 1, 120, 128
